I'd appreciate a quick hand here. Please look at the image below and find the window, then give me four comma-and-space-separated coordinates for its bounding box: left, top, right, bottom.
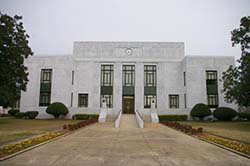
206, 71, 218, 108
101, 65, 113, 108
183, 72, 186, 86
101, 65, 113, 86
206, 71, 217, 80
72, 70, 74, 85
144, 65, 156, 87
39, 69, 52, 106
78, 94, 88, 107
39, 92, 51, 106
169, 95, 179, 108
144, 65, 157, 108
70, 92, 73, 107
207, 94, 218, 108
41, 69, 52, 83
101, 94, 113, 108
144, 95, 156, 108
184, 94, 187, 108
123, 65, 135, 87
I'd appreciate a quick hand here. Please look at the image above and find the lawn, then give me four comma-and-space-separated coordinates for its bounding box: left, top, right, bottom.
180, 121, 250, 144
0, 118, 78, 145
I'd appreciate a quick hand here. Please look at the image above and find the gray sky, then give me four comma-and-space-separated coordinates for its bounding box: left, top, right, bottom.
1, 0, 250, 59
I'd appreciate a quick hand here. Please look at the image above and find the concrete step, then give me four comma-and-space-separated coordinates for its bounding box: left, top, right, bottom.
120, 114, 138, 129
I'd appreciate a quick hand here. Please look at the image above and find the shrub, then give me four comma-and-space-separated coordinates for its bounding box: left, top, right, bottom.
26, 111, 39, 119
15, 112, 26, 119
46, 102, 69, 119
73, 114, 89, 120
89, 114, 99, 120
238, 112, 250, 120
8, 109, 20, 117
158, 114, 187, 121
213, 107, 237, 120
190, 103, 211, 120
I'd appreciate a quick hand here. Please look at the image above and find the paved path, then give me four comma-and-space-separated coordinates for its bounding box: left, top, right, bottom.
120, 114, 138, 129
1, 122, 250, 166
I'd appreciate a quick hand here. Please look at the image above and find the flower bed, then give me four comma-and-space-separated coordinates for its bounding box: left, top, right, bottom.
198, 134, 250, 155
160, 121, 203, 135
63, 119, 97, 131
0, 131, 64, 158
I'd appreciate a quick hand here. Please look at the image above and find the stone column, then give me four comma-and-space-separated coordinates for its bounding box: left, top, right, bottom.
113, 62, 122, 115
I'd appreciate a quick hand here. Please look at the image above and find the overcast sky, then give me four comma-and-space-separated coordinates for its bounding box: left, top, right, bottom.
1, 0, 250, 59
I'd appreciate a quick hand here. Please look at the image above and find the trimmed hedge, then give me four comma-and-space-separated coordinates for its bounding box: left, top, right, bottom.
89, 114, 99, 120
238, 112, 250, 120
73, 114, 89, 120
46, 102, 69, 119
26, 111, 39, 119
8, 109, 20, 117
15, 112, 26, 119
158, 114, 187, 121
190, 103, 211, 120
213, 107, 237, 120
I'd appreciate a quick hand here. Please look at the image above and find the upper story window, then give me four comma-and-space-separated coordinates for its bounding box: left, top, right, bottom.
144, 65, 156, 87
41, 69, 52, 83
123, 65, 135, 87
101, 65, 113, 86
206, 71, 217, 80
206, 71, 218, 108
183, 72, 186, 86
169, 94, 179, 109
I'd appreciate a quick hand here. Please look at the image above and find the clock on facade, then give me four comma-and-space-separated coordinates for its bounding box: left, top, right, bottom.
125, 48, 133, 55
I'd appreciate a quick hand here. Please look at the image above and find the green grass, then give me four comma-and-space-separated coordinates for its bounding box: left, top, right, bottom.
180, 121, 250, 144
0, 118, 79, 145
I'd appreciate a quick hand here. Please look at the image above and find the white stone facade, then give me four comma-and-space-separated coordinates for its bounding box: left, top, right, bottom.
20, 42, 237, 119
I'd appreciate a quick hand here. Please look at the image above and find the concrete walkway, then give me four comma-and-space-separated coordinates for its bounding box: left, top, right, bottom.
1, 122, 250, 166
120, 114, 138, 129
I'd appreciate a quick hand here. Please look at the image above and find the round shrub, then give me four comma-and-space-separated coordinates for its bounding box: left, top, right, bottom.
190, 103, 211, 120
26, 111, 39, 119
8, 109, 20, 117
213, 107, 237, 121
46, 102, 69, 119
15, 112, 26, 119
238, 112, 250, 120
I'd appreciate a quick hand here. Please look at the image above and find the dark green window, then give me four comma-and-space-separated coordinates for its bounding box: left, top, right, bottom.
101, 94, 113, 108
144, 95, 156, 108
39, 69, 52, 106
144, 65, 156, 87
207, 94, 218, 107
101, 65, 113, 86
78, 94, 88, 107
169, 95, 179, 108
39, 92, 51, 106
101, 65, 113, 108
144, 65, 157, 108
206, 71, 218, 108
123, 65, 135, 87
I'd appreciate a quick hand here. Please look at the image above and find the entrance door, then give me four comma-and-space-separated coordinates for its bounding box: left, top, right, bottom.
122, 96, 135, 114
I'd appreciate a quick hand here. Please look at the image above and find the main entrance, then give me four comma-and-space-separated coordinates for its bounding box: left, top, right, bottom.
122, 96, 135, 114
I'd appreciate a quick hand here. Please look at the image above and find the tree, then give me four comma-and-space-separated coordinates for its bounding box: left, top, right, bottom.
221, 16, 250, 107
0, 13, 33, 110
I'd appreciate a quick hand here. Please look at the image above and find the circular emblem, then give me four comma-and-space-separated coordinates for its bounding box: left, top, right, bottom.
125, 48, 133, 55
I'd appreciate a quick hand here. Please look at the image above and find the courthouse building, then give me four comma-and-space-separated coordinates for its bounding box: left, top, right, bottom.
19, 41, 237, 119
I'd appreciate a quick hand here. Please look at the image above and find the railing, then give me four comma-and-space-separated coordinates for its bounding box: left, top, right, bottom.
135, 109, 144, 128
115, 110, 122, 128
